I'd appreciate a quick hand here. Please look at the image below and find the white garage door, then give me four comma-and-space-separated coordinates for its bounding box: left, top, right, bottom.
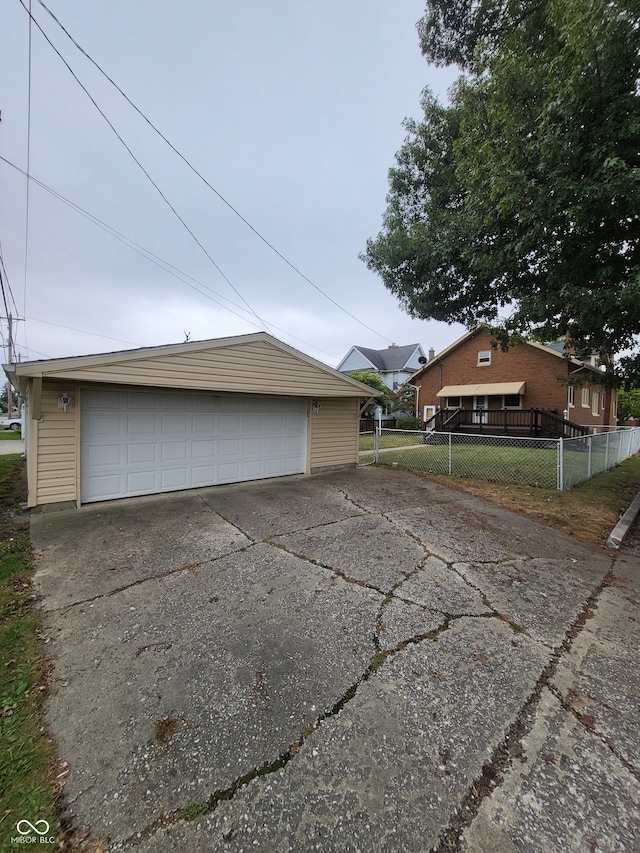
81, 389, 307, 503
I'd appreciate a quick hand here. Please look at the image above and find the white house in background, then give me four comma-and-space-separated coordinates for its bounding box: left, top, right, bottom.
337, 343, 431, 391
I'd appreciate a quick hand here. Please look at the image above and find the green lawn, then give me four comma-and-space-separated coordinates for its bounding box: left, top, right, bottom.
368, 439, 559, 489
359, 432, 425, 452
0, 457, 60, 851
0, 430, 22, 441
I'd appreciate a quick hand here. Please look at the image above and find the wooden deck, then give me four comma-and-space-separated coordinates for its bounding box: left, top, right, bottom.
423, 408, 588, 439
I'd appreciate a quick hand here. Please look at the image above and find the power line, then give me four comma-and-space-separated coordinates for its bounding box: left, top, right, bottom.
0, 156, 340, 361
30, 0, 393, 345
26, 316, 142, 347
0, 241, 20, 317
17, 0, 273, 338
1, 156, 264, 324
22, 0, 33, 342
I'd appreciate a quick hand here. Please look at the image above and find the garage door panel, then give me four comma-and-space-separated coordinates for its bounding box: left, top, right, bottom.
128, 415, 157, 434
161, 441, 189, 462
242, 460, 264, 479
284, 455, 303, 472
219, 438, 240, 458
160, 468, 189, 489
218, 462, 242, 482
161, 414, 188, 432
265, 415, 285, 432
163, 393, 190, 409
127, 391, 157, 409
127, 471, 158, 493
87, 444, 122, 466
81, 390, 307, 502
265, 437, 283, 453
192, 440, 215, 459
242, 414, 262, 431
219, 413, 241, 432
264, 458, 285, 476
285, 413, 305, 430
85, 414, 123, 438
86, 389, 124, 409
192, 414, 216, 432
86, 473, 124, 500
192, 395, 217, 411
127, 443, 157, 464
191, 465, 216, 485
243, 437, 263, 454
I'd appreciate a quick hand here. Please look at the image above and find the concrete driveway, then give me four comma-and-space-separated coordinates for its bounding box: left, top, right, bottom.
30, 467, 639, 852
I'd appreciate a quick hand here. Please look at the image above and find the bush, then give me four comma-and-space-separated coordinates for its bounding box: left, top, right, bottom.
395, 416, 420, 430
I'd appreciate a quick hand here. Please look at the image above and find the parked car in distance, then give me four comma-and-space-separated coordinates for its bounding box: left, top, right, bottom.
1, 417, 22, 431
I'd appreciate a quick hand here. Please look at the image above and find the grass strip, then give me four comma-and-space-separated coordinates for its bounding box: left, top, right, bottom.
0, 457, 60, 852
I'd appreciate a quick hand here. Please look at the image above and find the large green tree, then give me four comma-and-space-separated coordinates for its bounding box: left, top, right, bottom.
363, 0, 640, 385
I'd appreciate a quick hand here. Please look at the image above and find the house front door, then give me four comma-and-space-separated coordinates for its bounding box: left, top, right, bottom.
473, 395, 488, 424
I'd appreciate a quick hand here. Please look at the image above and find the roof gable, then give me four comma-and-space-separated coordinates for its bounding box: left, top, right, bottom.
8, 333, 373, 398
339, 344, 424, 373
409, 329, 604, 382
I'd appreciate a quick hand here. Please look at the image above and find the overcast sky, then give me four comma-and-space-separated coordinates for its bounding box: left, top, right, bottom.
1, 0, 465, 368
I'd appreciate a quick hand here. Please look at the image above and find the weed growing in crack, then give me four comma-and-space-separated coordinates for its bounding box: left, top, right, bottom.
369, 650, 392, 673
183, 801, 208, 821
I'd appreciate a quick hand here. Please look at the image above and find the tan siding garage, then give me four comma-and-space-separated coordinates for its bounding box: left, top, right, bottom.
310, 398, 360, 472
35, 381, 78, 506
7, 333, 372, 508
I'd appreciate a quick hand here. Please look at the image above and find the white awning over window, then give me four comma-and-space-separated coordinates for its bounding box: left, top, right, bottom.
436, 382, 525, 398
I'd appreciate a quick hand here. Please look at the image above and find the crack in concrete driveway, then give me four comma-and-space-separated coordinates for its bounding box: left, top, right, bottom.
27, 467, 637, 853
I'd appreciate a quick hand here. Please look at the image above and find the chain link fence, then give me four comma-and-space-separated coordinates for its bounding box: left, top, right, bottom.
362, 427, 640, 490
561, 428, 640, 489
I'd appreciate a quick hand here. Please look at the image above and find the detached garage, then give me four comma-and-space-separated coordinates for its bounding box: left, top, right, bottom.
5, 333, 372, 508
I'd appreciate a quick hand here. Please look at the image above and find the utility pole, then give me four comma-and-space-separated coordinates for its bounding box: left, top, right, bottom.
7, 313, 15, 418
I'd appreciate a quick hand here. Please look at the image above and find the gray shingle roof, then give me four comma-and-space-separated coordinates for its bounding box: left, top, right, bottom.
352, 344, 420, 372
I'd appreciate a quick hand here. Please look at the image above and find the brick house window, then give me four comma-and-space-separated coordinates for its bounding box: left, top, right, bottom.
446, 396, 461, 408
477, 350, 491, 366
591, 391, 600, 416
568, 386, 574, 407
581, 388, 590, 407
503, 394, 522, 408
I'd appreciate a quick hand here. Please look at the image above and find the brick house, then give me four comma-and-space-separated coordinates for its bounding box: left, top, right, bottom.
410, 329, 616, 435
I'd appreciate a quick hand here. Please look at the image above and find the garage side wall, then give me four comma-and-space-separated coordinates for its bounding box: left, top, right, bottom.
34, 380, 79, 506
309, 397, 359, 472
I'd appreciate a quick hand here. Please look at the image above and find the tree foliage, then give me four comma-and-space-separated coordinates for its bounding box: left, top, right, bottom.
347, 370, 392, 414
617, 388, 640, 422
363, 0, 640, 384
417, 0, 537, 69
391, 382, 418, 414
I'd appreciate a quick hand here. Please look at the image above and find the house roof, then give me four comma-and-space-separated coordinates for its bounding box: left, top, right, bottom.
409, 329, 604, 383
5, 332, 375, 399
340, 343, 422, 373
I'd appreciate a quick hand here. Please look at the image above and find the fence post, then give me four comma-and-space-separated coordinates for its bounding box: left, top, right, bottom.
605, 431, 610, 471
557, 438, 564, 491
374, 424, 380, 463
587, 435, 592, 479
448, 432, 452, 476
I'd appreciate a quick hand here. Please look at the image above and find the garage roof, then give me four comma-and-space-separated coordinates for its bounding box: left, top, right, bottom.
436, 382, 525, 397
6, 333, 374, 398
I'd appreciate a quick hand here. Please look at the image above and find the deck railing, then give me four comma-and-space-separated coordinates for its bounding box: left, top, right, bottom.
422, 408, 588, 439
